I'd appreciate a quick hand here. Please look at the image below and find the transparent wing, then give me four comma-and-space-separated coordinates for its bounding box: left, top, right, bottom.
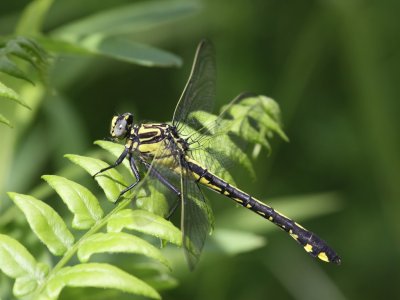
172, 39, 216, 131
179, 157, 213, 270
130, 137, 213, 269
133, 140, 181, 217
180, 93, 256, 182
184, 92, 255, 145
135, 169, 179, 217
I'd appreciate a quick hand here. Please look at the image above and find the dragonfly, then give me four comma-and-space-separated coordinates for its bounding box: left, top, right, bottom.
93, 40, 341, 269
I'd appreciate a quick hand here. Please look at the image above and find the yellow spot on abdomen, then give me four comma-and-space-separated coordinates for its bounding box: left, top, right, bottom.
233, 198, 243, 204
246, 204, 252, 208
289, 230, 299, 241
304, 244, 313, 253
318, 252, 329, 262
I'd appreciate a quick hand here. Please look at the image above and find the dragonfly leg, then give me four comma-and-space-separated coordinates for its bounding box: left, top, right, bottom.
92, 147, 129, 177
139, 158, 182, 219
116, 153, 141, 203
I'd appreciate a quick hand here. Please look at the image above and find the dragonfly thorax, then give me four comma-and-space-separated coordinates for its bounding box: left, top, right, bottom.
131, 123, 189, 157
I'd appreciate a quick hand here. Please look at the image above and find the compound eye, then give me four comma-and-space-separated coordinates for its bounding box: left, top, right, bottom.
110, 113, 133, 139
111, 117, 128, 138
115, 119, 127, 137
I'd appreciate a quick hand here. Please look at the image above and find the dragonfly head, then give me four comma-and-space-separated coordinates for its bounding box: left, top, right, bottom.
110, 113, 133, 139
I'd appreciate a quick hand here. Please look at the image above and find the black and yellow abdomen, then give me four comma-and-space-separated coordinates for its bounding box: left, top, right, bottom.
185, 157, 341, 265
130, 124, 340, 264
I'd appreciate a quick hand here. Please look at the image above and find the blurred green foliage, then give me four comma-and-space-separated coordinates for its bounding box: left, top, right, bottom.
0, 0, 399, 299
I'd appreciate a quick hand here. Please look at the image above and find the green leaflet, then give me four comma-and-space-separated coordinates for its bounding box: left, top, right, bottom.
72, 36, 182, 68
0, 36, 48, 127
186, 95, 288, 178
225, 95, 288, 152
39, 36, 183, 68
8, 193, 74, 256
0, 55, 33, 84
108, 209, 182, 246
0, 81, 30, 109
0, 234, 49, 297
5, 185, 180, 298
134, 183, 171, 217
45, 0, 202, 68
43, 263, 160, 300
3, 152, 181, 298
65, 154, 129, 202
174, 111, 244, 182
78, 232, 170, 268
42, 175, 104, 229
52, 0, 200, 39
0, 37, 48, 84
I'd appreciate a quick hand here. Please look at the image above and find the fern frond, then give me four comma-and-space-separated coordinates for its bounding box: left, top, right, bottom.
1, 154, 180, 299
0, 36, 48, 127
222, 94, 289, 152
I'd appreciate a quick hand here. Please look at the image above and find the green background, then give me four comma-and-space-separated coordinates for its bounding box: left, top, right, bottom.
1, 0, 399, 299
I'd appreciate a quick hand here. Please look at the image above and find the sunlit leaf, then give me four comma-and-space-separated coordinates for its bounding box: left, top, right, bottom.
44, 263, 160, 299
42, 175, 104, 229
135, 183, 171, 217
14, 276, 39, 297
0, 234, 48, 296
8, 192, 74, 255
78, 232, 170, 268
107, 209, 182, 246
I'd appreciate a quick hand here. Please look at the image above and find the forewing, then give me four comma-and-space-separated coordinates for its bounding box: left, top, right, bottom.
172, 40, 216, 130
182, 93, 256, 183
